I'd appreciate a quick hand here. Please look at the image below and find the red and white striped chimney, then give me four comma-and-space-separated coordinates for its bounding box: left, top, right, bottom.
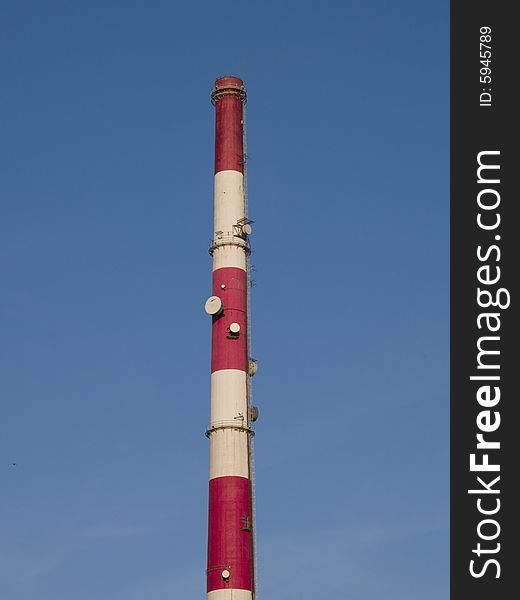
204, 76, 257, 600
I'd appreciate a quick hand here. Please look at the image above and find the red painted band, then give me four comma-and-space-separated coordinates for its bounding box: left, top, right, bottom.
207, 476, 253, 592
211, 267, 248, 373
214, 93, 244, 174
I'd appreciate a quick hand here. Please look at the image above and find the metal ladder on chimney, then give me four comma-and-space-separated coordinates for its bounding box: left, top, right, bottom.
243, 104, 259, 600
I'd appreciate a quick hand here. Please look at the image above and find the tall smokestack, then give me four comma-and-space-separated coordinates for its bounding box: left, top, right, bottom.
204, 76, 257, 600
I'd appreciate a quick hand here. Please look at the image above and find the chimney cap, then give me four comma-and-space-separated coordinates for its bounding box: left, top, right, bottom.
211, 76, 247, 105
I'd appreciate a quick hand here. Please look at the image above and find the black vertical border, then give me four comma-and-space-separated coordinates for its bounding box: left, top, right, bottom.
451, 2, 518, 598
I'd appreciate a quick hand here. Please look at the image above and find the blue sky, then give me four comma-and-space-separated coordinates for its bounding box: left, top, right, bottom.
1, 1, 448, 598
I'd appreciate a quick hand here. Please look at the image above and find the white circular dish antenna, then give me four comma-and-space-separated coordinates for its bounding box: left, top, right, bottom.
250, 405, 259, 422
229, 322, 241, 334
221, 569, 230, 580
204, 296, 223, 316
242, 223, 252, 236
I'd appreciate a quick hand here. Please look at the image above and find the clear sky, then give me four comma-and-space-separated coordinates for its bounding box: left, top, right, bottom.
1, 1, 448, 598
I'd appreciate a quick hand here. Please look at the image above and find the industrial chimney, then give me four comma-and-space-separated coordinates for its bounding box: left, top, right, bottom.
204, 76, 258, 600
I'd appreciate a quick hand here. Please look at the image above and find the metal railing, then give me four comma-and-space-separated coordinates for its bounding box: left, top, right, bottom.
208, 232, 250, 256
205, 420, 255, 438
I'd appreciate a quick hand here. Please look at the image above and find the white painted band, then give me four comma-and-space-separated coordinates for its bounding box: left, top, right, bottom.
208, 588, 253, 600
209, 429, 250, 479
214, 170, 245, 234
212, 245, 247, 271
211, 369, 248, 425
212, 170, 248, 271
